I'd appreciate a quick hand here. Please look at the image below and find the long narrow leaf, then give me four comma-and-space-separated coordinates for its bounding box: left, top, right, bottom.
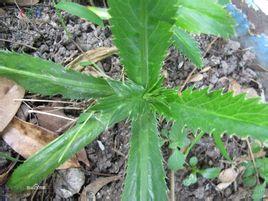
8, 100, 132, 192
55, 2, 104, 26
175, 0, 235, 38
122, 103, 167, 201
109, 0, 178, 88
173, 27, 203, 68
170, 88, 268, 141
0, 51, 113, 99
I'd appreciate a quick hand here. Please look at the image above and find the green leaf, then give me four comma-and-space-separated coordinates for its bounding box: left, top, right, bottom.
182, 173, 197, 186
55, 2, 104, 26
169, 122, 190, 149
185, 131, 206, 156
252, 182, 266, 201
122, 105, 168, 201
212, 133, 231, 161
243, 163, 256, 178
109, 0, 178, 88
243, 176, 257, 187
173, 27, 203, 68
201, 167, 221, 179
171, 88, 268, 141
88, 6, 111, 20
251, 141, 262, 153
175, 0, 235, 38
0, 51, 113, 99
168, 149, 186, 171
256, 158, 268, 181
189, 156, 198, 167
8, 101, 131, 192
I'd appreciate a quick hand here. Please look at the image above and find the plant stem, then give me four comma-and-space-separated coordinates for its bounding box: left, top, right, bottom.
246, 138, 260, 184
170, 170, 175, 201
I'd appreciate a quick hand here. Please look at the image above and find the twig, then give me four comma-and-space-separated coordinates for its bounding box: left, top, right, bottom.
246, 138, 260, 184
0, 38, 37, 50
14, 98, 81, 104
111, 148, 126, 158
203, 37, 219, 57
35, 106, 83, 110
178, 68, 197, 95
28, 110, 76, 121
170, 170, 175, 201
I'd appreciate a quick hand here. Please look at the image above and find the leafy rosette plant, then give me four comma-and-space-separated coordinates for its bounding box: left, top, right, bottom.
1, 0, 268, 200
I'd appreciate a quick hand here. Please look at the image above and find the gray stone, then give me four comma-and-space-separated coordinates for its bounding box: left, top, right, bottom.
53, 168, 85, 199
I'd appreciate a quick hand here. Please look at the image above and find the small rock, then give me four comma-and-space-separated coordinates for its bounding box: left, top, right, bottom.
39, 44, 49, 54
209, 74, 219, 84
193, 187, 205, 199
53, 168, 85, 199
224, 40, 241, 55
209, 56, 221, 66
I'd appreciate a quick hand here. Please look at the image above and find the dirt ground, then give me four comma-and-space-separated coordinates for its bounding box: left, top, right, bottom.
0, 2, 266, 201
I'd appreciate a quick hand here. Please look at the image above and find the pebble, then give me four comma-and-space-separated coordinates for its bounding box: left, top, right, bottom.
53, 168, 85, 199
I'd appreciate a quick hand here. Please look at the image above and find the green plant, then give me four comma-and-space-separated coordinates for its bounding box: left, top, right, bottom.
1, 0, 268, 200
182, 156, 221, 187
242, 157, 268, 200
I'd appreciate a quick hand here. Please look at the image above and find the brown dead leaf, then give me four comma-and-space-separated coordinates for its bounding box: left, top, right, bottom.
67, 47, 118, 71
200, 66, 211, 73
0, 77, 25, 132
35, 106, 74, 134
80, 176, 121, 201
189, 73, 204, 83
217, 167, 239, 191
228, 79, 259, 99
1, 117, 80, 169
76, 149, 90, 167
218, 167, 238, 183
3, 0, 39, 6
216, 182, 233, 191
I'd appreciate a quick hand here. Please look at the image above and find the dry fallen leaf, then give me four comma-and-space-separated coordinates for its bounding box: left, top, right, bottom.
218, 167, 238, 183
189, 73, 204, 83
228, 79, 259, 99
80, 176, 121, 201
200, 66, 211, 73
217, 167, 239, 190
0, 77, 25, 132
3, 0, 39, 6
1, 117, 80, 169
35, 106, 74, 134
67, 47, 118, 71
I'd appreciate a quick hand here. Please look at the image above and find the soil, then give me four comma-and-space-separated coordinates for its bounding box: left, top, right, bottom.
0, 2, 265, 201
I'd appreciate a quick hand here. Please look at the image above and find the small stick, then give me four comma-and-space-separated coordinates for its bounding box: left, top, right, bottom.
0, 38, 37, 50
178, 68, 197, 95
203, 37, 219, 57
28, 110, 76, 121
36, 106, 83, 110
14, 98, 80, 104
246, 138, 260, 184
170, 170, 175, 201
